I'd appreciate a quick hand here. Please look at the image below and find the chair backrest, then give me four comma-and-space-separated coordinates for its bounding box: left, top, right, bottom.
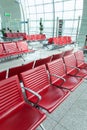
74, 50, 84, 67
22, 61, 34, 70
0, 75, 24, 119
20, 65, 49, 100
8, 61, 34, 80
63, 54, 77, 74
48, 37, 53, 44
64, 48, 73, 56
52, 52, 64, 61
47, 58, 65, 83
12, 33, 18, 38
4, 33, 13, 38
8, 65, 24, 79
34, 56, 52, 68
40, 34, 46, 40
3, 42, 18, 54
63, 36, 68, 45
16, 41, 28, 52
0, 43, 5, 55
67, 36, 72, 44
0, 70, 7, 81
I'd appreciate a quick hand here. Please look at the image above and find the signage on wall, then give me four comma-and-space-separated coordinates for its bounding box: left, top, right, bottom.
4, 12, 11, 17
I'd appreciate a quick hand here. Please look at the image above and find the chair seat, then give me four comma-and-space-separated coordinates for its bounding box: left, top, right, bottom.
53, 75, 82, 91
68, 69, 87, 78
0, 103, 46, 130
30, 85, 70, 113
78, 63, 87, 69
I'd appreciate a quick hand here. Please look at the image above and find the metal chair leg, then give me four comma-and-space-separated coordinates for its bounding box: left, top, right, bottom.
40, 124, 46, 130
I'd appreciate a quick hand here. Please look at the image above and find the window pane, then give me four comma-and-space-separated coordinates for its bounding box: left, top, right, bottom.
36, 5, 44, 13
64, 0, 75, 11
76, 0, 83, 9
55, 2, 63, 12
63, 11, 74, 19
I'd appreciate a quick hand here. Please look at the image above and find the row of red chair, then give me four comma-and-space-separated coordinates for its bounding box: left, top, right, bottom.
0, 49, 73, 81
48, 36, 74, 46
4, 33, 74, 48
7, 49, 87, 86
0, 50, 87, 130
4, 33, 46, 41
0, 41, 34, 59
4, 32, 27, 40
26, 34, 46, 41
0, 75, 46, 130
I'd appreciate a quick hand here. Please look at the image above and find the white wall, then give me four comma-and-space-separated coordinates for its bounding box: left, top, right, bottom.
0, 0, 21, 31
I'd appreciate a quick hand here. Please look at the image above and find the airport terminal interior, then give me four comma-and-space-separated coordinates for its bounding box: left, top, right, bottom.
0, 0, 87, 130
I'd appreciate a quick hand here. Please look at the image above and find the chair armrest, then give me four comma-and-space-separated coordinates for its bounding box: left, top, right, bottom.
49, 73, 66, 87
66, 65, 80, 71
66, 65, 80, 75
50, 73, 66, 82
76, 59, 87, 65
22, 87, 42, 104
76, 59, 85, 62
49, 73, 66, 86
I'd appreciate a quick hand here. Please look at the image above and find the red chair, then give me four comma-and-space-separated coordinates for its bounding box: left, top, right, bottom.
3, 42, 19, 56
64, 48, 74, 56
16, 41, 34, 53
67, 36, 73, 44
8, 61, 34, 80
34, 56, 52, 68
48, 37, 53, 44
63, 54, 87, 79
0, 70, 7, 81
41, 34, 46, 40
20, 65, 70, 113
0, 43, 6, 58
0, 75, 46, 130
4, 33, 13, 38
52, 52, 64, 61
53, 37, 65, 46
12, 33, 18, 38
47, 58, 83, 91
74, 50, 87, 70
63, 36, 67, 45
36, 34, 41, 41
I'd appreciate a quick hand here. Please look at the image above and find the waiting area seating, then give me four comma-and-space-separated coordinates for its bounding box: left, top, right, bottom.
20, 65, 70, 113
0, 75, 46, 130
8, 61, 34, 80
4, 32, 27, 40
34, 56, 52, 68
0, 70, 7, 81
63, 48, 74, 56
26, 34, 46, 42
4, 33, 46, 42
74, 50, 87, 69
47, 58, 83, 91
48, 36, 74, 47
0, 41, 34, 60
0, 49, 87, 130
63, 53, 87, 78
6, 49, 74, 79
51, 52, 64, 61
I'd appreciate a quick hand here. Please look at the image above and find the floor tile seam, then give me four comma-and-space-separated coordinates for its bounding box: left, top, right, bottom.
52, 122, 69, 130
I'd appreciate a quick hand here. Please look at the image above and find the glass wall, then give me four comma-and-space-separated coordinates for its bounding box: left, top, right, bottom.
19, 0, 83, 41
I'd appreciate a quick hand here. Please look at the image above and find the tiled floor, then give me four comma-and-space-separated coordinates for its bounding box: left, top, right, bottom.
37, 80, 87, 130
0, 43, 86, 130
